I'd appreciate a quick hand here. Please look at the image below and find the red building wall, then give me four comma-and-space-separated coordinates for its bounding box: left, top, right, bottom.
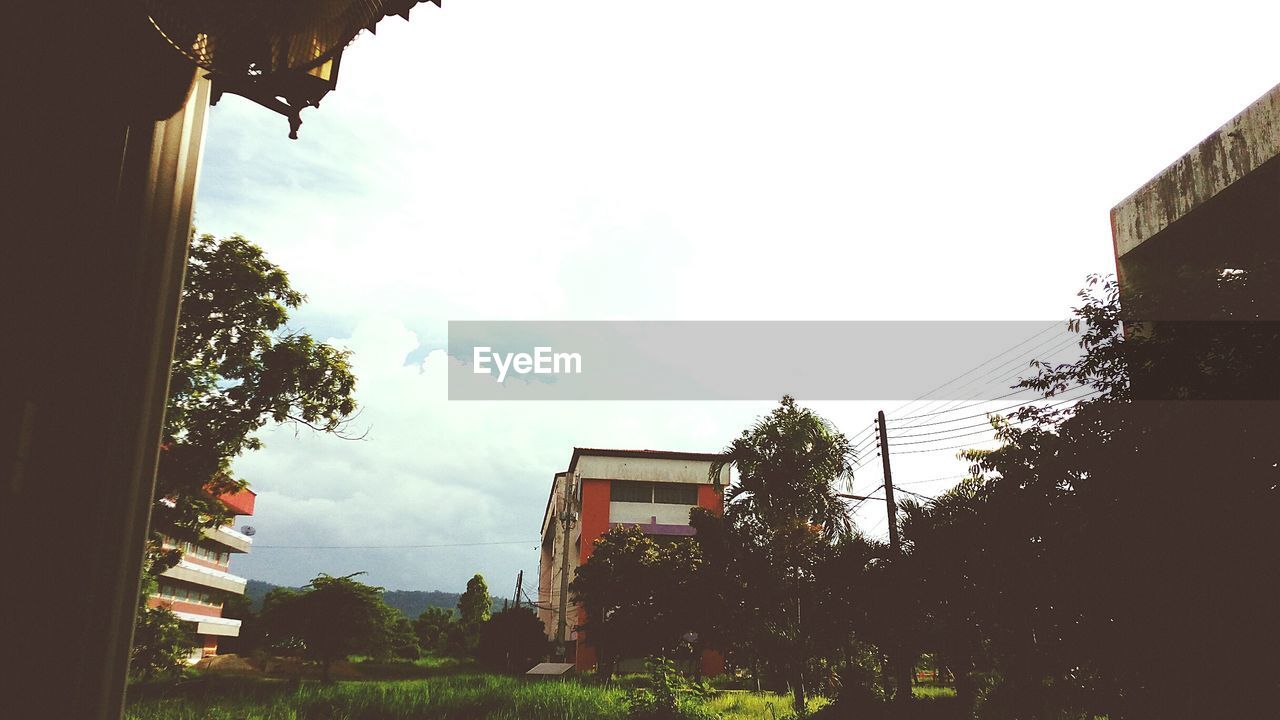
697, 484, 723, 516
574, 478, 611, 671
577, 478, 612, 565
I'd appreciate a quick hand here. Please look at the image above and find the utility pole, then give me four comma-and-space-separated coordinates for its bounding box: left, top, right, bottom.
877, 409, 914, 707
877, 410, 900, 554
554, 472, 578, 660
513, 570, 523, 610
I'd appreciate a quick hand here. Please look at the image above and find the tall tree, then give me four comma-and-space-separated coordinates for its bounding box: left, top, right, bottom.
134, 231, 360, 677
455, 574, 492, 655
918, 271, 1280, 718
697, 396, 856, 713
154, 232, 359, 535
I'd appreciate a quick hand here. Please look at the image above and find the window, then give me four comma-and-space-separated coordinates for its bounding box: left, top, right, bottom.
611, 481, 700, 505
611, 481, 653, 503
654, 483, 698, 505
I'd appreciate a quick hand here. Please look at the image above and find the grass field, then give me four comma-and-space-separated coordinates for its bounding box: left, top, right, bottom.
124, 674, 826, 720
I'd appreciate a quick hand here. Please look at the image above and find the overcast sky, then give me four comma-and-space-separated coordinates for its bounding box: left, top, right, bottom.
194, 0, 1280, 593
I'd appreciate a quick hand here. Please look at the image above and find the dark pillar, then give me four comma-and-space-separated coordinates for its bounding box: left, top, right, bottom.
2, 5, 206, 718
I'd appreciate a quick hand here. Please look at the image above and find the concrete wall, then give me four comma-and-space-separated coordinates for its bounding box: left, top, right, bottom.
575, 455, 728, 486
1116, 79, 1280, 269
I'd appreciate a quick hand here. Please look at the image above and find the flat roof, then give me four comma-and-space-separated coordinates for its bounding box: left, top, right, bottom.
570, 447, 726, 466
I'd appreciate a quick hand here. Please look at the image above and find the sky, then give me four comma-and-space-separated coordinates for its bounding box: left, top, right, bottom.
193, 0, 1280, 593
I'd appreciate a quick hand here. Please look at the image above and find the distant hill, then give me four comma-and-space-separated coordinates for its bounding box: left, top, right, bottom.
244, 579, 509, 618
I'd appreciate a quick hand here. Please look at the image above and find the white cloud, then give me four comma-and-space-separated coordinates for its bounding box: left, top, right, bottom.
203, 1, 1280, 590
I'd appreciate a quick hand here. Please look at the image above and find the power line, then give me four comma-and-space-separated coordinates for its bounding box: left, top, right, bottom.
850, 422, 877, 447
253, 539, 537, 549
895, 475, 966, 486
889, 387, 1030, 422
851, 450, 881, 473
881, 323, 1069, 421
891, 416, 1021, 438
840, 482, 884, 513
887, 387, 1100, 430
886, 333, 1082, 428
892, 441, 1001, 455
890, 424, 1020, 447
897, 488, 937, 503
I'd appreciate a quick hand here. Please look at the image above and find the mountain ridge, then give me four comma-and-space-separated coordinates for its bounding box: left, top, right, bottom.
244, 578, 510, 618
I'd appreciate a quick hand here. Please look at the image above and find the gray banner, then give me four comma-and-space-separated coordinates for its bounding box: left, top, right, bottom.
447, 321, 1084, 401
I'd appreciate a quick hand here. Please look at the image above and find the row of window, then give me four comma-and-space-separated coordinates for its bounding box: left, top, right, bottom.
162, 535, 231, 565
610, 481, 700, 505
156, 583, 222, 607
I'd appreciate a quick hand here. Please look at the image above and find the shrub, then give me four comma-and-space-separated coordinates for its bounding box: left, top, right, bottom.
625, 657, 720, 720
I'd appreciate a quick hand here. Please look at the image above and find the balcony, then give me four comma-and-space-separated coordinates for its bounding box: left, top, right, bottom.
202, 524, 253, 553
160, 560, 248, 595
171, 611, 242, 638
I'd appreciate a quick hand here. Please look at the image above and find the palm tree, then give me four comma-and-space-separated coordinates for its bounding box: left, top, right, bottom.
708, 395, 857, 713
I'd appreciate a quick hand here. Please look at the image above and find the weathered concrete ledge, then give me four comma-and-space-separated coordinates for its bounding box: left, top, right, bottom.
1112, 82, 1280, 259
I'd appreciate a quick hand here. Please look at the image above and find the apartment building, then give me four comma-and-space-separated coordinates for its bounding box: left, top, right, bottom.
147, 486, 256, 662
537, 448, 728, 675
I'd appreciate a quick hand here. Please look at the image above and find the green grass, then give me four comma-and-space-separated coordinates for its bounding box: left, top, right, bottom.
913, 685, 958, 699
124, 674, 825, 720
127, 675, 627, 720
349, 656, 478, 679
701, 690, 827, 718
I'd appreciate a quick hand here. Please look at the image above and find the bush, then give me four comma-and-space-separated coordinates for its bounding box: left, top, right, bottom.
625, 657, 720, 720
129, 606, 189, 681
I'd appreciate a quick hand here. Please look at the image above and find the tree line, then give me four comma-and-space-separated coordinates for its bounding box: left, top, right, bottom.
572, 269, 1280, 719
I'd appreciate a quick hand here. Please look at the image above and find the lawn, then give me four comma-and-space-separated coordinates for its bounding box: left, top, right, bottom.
124, 674, 825, 720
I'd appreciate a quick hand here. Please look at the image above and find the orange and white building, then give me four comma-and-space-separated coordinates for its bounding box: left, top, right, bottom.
537, 448, 727, 675
147, 486, 256, 662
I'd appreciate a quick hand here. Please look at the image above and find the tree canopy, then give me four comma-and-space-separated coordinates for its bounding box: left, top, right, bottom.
154, 232, 359, 535
134, 231, 361, 678
570, 526, 705, 676
259, 573, 413, 679
692, 396, 859, 713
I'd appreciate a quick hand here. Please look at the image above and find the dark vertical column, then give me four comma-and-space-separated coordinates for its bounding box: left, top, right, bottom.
1, 6, 206, 717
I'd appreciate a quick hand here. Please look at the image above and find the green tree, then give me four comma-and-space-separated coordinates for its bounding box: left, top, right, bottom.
476, 606, 550, 673
696, 396, 857, 714
154, 231, 359, 536
133, 232, 359, 677
414, 606, 454, 655
130, 565, 191, 681
130, 607, 188, 681
458, 574, 492, 628
376, 609, 422, 661
259, 573, 401, 681
570, 526, 705, 677
899, 271, 1280, 718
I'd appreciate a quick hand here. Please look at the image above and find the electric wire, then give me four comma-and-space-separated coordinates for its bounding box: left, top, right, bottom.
881, 323, 1063, 420
253, 539, 538, 549
886, 333, 1082, 428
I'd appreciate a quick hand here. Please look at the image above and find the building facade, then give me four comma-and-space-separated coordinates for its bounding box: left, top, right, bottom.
537, 448, 728, 675
147, 487, 256, 662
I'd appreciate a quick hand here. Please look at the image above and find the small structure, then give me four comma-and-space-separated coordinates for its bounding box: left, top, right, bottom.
526, 662, 576, 678
536, 448, 728, 676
